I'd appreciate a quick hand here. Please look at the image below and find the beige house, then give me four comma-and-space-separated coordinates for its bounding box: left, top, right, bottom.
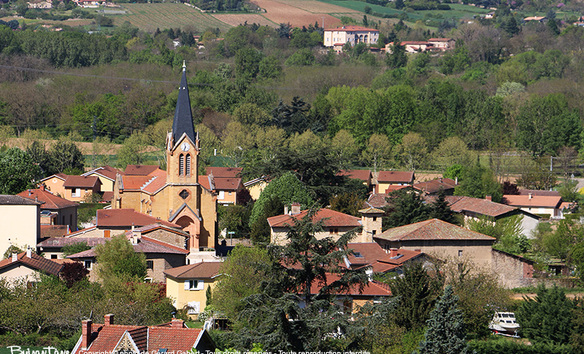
164, 261, 222, 318
112, 66, 217, 253
503, 194, 563, 219
0, 250, 62, 285
17, 187, 78, 232
81, 166, 123, 193
324, 25, 379, 50
244, 176, 269, 200
268, 205, 364, 245
40, 174, 102, 202
0, 195, 41, 257
375, 171, 415, 194
200, 175, 243, 205
374, 218, 496, 268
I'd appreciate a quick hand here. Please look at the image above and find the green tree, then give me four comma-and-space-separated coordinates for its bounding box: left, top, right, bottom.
285, 48, 315, 66
455, 164, 502, 202
362, 133, 392, 173
386, 42, 407, 69
249, 172, 313, 227
213, 245, 272, 322
117, 131, 149, 169
236, 209, 368, 351
258, 55, 282, 79
0, 147, 41, 194
48, 139, 85, 175
329, 130, 359, 170
235, 47, 264, 81
417, 285, 468, 354
389, 263, 444, 330
516, 285, 574, 344
394, 132, 428, 170
384, 189, 431, 228
62, 242, 91, 256
94, 235, 147, 283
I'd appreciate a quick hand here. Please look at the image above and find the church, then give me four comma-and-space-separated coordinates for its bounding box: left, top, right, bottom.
111, 64, 217, 253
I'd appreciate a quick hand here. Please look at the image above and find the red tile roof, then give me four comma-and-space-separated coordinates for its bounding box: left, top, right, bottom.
40, 225, 70, 238
63, 175, 101, 189
67, 237, 188, 259
503, 195, 562, 208
267, 209, 361, 228
205, 167, 242, 178
101, 191, 113, 203
75, 318, 208, 353
338, 170, 371, 182
377, 171, 414, 183
142, 169, 167, 194
18, 188, 78, 209
120, 175, 151, 190
384, 185, 410, 194
82, 166, 123, 181
445, 196, 517, 218
517, 189, 560, 197
375, 218, 496, 242
96, 209, 180, 228
365, 194, 389, 208
325, 25, 379, 32
38, 237, 106, 248
307, 273, 391, 296
164, 261, 222, 279
347, 243, 422, 273
413, 178, 457, 194
0, 251, 62, 276
124, 164, 161, 176
0, 195, 41, 205
213, 177, 242, 191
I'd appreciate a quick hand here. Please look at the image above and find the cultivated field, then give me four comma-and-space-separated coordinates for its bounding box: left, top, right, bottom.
116, 3, 232, 32
251, 0, 352, 27
212, 13, 277, 27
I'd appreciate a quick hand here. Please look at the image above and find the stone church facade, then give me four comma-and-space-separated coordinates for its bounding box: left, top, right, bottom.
112, 64, 217, 252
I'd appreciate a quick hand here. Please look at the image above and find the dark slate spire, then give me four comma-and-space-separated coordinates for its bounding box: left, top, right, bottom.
172, 61, 197, 147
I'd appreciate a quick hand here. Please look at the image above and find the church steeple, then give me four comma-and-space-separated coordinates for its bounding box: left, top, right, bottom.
172, 61, 197, 148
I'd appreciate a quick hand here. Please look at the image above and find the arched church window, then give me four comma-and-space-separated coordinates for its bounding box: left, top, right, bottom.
186, 155, 191, 176
179, 154, 185, 176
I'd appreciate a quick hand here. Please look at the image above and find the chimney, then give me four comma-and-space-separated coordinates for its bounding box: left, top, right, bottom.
104, 314, 114, 326
40, 184, 45, 191
28, 190, 31, 196
11, 253, 17, 262
171, 318, 184, 328
455, 177, 458, 185
26, 248, 31, 258
528, 193, 533, 200
485, 195, 492, 201
81, 319, 92, 349
389, 248, 399, 257
291, 202, 301, 215
284, 205, 289, 215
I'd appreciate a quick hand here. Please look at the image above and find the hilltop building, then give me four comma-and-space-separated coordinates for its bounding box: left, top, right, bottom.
323, 25, 379, 52
112, 64, 217, 254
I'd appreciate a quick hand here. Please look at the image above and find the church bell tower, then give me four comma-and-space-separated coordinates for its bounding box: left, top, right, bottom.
166, 61, 199, 185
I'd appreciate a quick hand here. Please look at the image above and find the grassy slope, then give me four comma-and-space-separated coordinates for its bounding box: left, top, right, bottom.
114, 3, 232, 32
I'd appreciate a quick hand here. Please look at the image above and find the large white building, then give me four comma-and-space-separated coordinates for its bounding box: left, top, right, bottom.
324, 25, 379, 52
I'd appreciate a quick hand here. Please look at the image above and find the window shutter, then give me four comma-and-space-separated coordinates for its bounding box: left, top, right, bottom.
197, 280, 204, 290
184, 280, 190, 290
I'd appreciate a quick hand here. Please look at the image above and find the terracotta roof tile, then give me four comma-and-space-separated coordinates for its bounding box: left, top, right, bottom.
205, 167, 242, 178
38, 237, 107, 248
40, 225, 70, 238
0, 195, 40, 205
63, 175, 100, 189
67, 237, 187, 259
503, 195, 562, 208
101, 191, 113, 203
141, 169, 167, 194
120, 175, 151, 190
338, 169, 371, 181
445, 196, 517, 218
96, 209, 180, 228
148, 327, 202, 350
82, 166, 123, 181
517, 189, 560, 197
375, 218, 495, 242
17, 188, 78, 209
268, 209, 361, 228
212, 177, 241, 191
0, 251, 62, 276
307, 273, 391, 296
124, 164, 161, 176
365, 194, 389, 208
164, 261, 222, 279
413, 178, 457, 194
384, 185, 410, 193
377, 171, 414, 183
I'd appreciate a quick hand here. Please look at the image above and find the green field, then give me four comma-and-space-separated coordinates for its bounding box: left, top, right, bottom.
319, 0, 491, 23
114, 3, 232, 33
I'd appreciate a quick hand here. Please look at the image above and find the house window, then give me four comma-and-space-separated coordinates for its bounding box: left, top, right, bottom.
179, 155, 185, 176
372, 230, 376, 235
72, 188, 81, 197
144, 278, 152, 283
373, 217, 377, 221
84, 260, 92, 270
458, 250, 463, 257
186, 155, 191, 176
185, 279, 204, 290
146, 260, 153, 269
51, 254, 57, 259
218, 191, 225, 200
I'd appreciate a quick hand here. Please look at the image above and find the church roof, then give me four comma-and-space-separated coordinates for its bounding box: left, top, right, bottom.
172, 64, 197, 148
